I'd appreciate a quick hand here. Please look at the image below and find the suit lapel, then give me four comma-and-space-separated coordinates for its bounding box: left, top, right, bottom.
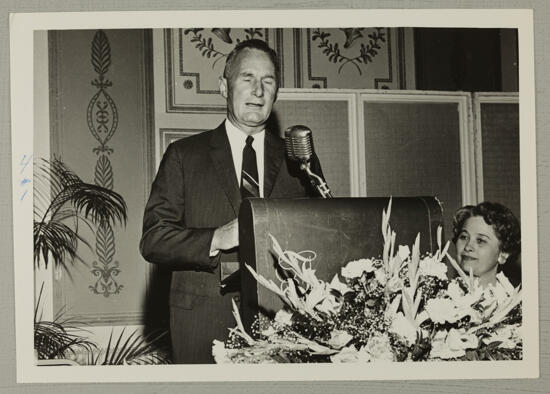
209, 123, 242, 216
264, 130, 285, 197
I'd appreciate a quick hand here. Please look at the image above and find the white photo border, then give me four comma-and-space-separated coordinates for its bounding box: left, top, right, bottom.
10, 9, 538, 382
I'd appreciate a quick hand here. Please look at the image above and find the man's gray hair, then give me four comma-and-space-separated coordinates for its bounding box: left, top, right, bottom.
223, 39, 280, 88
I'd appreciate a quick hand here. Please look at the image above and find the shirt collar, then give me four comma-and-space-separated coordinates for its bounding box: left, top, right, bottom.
225, 119, 265, 147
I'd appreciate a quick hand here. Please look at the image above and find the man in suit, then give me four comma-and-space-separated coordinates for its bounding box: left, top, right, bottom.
140, 39, 316, 363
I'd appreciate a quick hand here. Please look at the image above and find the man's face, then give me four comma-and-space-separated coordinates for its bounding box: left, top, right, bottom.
219, 48, 278, 134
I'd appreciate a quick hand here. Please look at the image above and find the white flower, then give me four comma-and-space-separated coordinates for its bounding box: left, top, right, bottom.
419, 256, 448, 280
212, 340, 229, 363
329, 274, 352, 295
430, 330, 454, 359
446, 281, 465, 300
398, 245, 411, 261
389, 312, 417, 345
305, 283, 329, 310
341, 258, 376, 279
483, 273, 515, 305
429, 329, 478, 359
327, 329, 353, 349
331, 345, 371, 363
302, 266, 321, 288
316, 294, 342, 315
446, 328, 478, 350
445, 280, 484, 324
424, 298, 459, 324
274, 309, 293, 326
330, 335, 394, 363
482, 324, 522, 349
261, 325, 277, 337
374, 267, 387, 285
386, 274, 403, 293
363, 334, 394, 362
495, 272, 515, 295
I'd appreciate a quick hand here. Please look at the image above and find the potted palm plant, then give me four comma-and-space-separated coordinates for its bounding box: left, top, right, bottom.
33, 158, 171, 365
33, 157, 127, 272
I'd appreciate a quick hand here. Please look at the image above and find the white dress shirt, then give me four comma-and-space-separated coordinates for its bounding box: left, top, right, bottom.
224, 119, 265, 197
210, 120, 266, 257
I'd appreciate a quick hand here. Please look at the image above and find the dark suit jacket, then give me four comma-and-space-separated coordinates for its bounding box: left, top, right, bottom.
140, 122, 311, 363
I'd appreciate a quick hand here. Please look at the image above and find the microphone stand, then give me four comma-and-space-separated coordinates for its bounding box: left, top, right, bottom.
300, 163, 333, 198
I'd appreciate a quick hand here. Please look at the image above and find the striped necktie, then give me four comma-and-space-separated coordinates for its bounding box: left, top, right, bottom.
240, 135, 260, 199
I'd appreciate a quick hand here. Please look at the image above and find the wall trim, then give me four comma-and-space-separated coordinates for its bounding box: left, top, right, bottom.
359, 90, 475, 206
472, 92, 520, 203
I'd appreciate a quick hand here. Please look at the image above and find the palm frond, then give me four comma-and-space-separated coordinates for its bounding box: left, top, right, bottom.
34, 158, 81, 219
34, 295, 97, 361
34, 320, 97, 360
33, 157, 128, 271
34, 282, 45, 323
68, 183, 127, 228
35, 158, 127, 227
34, 221, 78, 271
94, 328, 171, 365
48, 157, 83, 188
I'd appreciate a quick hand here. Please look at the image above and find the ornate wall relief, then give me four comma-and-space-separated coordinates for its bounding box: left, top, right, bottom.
301, 28, 394, 88
87, 30, 123, 297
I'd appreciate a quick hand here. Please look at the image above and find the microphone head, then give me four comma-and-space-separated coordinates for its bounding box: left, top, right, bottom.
284, 125, 313, 163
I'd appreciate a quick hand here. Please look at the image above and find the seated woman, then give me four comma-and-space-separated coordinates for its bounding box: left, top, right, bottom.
452, 201, 521, 288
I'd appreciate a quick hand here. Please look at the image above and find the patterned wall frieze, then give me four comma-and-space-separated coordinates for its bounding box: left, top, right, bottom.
162, 27, 409, 115
87, 30, 123, 297
304, 28, 394, 89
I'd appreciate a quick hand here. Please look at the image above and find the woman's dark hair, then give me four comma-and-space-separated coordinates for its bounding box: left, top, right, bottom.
452, 201, 521, 264
223, 39, 280, 88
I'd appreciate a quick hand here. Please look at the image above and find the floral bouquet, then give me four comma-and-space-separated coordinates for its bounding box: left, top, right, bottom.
213, 200, 522, 363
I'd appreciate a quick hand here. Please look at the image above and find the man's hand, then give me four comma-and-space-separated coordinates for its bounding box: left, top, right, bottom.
211, 218, 239, 252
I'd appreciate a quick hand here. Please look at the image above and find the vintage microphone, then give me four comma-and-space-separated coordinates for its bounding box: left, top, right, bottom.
284, 125, 333, 198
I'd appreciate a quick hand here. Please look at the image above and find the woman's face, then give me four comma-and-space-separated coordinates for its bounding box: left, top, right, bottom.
456, 216, 505, 285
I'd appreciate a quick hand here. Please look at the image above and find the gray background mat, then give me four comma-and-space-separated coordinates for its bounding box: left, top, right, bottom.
1, 0, 548, 393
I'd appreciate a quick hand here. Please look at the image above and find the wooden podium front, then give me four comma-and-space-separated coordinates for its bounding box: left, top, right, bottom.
238, 197, 443, 330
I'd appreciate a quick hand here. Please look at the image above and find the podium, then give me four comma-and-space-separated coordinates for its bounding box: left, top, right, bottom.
238, 197, 443, 330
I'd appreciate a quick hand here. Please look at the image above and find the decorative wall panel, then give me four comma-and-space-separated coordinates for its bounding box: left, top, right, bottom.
87, 30, 123, 297
301, 28, 395, 89
50, 29, 154, 324
163, 27, 409, 114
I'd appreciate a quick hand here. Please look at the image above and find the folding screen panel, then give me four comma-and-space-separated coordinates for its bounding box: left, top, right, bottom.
473, 92, 520, 285
272, 91, 359, 197
360, 92, 474, 240
474, 93, 520, 219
